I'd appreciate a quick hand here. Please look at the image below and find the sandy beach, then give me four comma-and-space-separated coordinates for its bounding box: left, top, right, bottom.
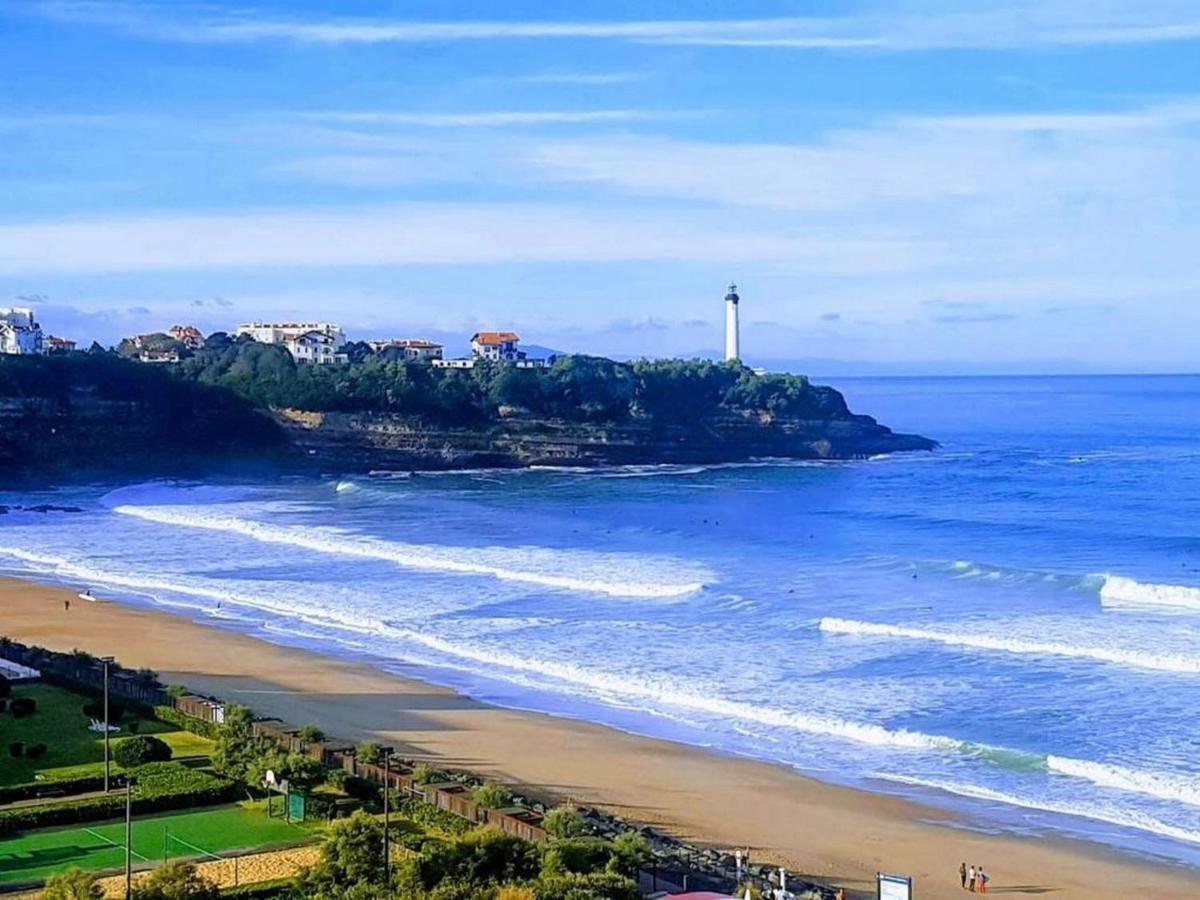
1, 576, 1195, 899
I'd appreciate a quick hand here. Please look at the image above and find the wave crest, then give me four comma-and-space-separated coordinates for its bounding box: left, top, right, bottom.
1100, 575, 1200, 613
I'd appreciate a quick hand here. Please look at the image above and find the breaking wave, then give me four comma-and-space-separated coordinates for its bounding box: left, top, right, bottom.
1048, 756, 1200, 808
875, 774, 1200, 847
1099, 575, 1200, 613
819, 617, 1200, 674
112, 505, 708, 598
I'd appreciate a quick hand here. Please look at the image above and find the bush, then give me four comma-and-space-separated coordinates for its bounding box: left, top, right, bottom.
82, 700, 123, 724
394, 796, 472, 836
132, 860, 219, 900
542, 806, 586, 839
342, 775, 381, 804
530, 871, 638, 900
297, 724, 325, 745
419, 827, 540, 889
10, 696, 36, 718
471, 782, 512, 810
9, 741, 23, 757
355, 741, 381, 765
26, 742, 47, 759
609, 831, 651, 877
0, 773, 108, 804
127, 720, 141, 734
42, 867, 103, 900
413, 763, 444, 785
540, 837, 612, 876
115, 735, 174, 768
0, 763, 236, 836
154, 704, 220, 740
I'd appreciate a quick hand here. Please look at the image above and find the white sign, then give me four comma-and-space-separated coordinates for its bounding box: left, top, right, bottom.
878, 873, 912, 900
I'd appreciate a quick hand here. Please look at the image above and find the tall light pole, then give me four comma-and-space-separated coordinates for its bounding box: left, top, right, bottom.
124, 776, 134, 899
102, 656, 115, 793
380, 746, 394, 886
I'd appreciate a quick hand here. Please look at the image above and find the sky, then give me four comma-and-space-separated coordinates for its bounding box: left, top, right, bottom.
1, 1, 1199, 374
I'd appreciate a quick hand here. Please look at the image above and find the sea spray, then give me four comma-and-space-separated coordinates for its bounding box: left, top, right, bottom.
1100, 575, 1200, 613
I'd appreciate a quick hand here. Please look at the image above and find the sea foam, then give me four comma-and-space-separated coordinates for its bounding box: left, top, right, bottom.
1100, 575, 1200, 613
819, 616, 1200, 674
875, 773, 1200, 847
112, 504, 708, 598
1048, 756, 1200, 808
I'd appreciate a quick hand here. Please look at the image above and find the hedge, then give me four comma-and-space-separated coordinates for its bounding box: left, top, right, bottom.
154, 705, 221, 740
0, 774, 109, 805
0, 763, 237, 835
394, 795, 473, 836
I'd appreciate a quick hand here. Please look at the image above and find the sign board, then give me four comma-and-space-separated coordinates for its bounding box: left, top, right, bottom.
288, 791, 306, 822
878, 873, 912, 900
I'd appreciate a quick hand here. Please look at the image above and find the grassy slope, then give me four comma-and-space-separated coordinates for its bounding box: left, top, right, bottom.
0, 683, 176, 785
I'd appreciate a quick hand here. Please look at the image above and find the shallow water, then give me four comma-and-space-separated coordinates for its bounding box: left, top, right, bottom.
3, 374, 1200, 866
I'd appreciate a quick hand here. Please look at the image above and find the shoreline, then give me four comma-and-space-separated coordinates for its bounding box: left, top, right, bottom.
1, 576, 1197, 899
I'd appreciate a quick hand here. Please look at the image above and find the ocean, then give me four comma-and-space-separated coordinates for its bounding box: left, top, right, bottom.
3, 374, 1200, 867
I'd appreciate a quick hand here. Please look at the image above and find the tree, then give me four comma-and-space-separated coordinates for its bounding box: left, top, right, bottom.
419, 827, 540, 890
356, 741, 381, 765
608, 831, 652, 878
530, 871, 638, 900
42, 867, 103, 900
131, 861, 219, 900
542, 806, 586, 839
304, 810, 387, 890
114, 735, 173, 768
471, 782, 512, 810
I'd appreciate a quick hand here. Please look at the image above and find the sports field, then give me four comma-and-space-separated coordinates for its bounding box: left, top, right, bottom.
0, 802, 319, 885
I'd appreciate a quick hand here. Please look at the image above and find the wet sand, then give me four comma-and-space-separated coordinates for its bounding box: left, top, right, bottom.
1, 576, 1195, 898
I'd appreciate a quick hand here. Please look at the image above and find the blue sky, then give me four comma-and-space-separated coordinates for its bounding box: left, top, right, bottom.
2, 1, 1198, 373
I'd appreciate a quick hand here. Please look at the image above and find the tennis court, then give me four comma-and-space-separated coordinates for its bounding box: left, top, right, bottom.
0, 803, 318, 885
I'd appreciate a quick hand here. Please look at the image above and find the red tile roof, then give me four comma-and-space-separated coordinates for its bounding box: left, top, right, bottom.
471, 331, 520, 345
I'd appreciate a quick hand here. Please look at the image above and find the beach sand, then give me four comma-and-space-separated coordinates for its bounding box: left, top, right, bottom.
1, 576, 1195, 899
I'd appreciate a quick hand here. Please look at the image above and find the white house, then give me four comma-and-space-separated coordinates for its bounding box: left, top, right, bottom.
168, 324, 205, 350
46, 336, 77, 354
236, 321, 348, 365
471, 331, 523, 361
367, 338, 444, 361
0, 307, 44, 355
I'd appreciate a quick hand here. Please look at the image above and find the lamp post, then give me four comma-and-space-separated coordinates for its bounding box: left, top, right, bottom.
101, 656, 115, 793
380, 746, 395, 886
124, 776, 134, 899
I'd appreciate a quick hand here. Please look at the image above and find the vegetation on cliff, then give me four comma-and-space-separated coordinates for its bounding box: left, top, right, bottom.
175, 333, 855, 425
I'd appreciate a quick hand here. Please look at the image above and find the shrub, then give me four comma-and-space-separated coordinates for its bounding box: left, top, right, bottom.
42, 867, 103, 900
342, 775, 381, 804
10, 696, 36, 718
25, 742, 47, 759
355, 741, 381, 765
393, 795, 472, 836
127, 720, 141, 734
166, 684, 189, 700
609, 831, 651, 877
325, 768, 347, 790
153, 705, 220, 739
419, 827, 540, 889
542, 806, 586, 839
0, 773, 107, 804
540, 837, 612, 876
9, 741, 23, 758
297, 724, 325, 744
115, 735, 173, 768
530, 871, 638, 900
412, 763, 444, 785
131, 860, 219, 900
82, 700, 123, 724
471, 782, 512, 810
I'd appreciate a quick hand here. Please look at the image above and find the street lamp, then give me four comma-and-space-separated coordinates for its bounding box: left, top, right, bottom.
101, 656, 115, 793
124, 775, 134, 900
380, 746, 395, 885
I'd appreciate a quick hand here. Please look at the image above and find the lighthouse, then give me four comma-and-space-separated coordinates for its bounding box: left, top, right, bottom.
724, 283, 740, 362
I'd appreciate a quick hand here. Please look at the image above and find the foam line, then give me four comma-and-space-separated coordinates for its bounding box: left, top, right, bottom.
1048, 756, 1200, 808
1100, 575, 1200, 613
112, 504, 707, 598
875, 773, 1200, 847
819, 617, 1200, 674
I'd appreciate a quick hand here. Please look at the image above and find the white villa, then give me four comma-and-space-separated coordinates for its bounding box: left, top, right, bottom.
169, 324, 205, 350
434, 331, 546, 370
367, 338, 444, 361
236, 321, 348, 366
0, 307, 44, 355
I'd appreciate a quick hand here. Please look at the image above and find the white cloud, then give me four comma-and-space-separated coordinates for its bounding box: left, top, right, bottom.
301, 110, 658, 128
32, 1, 1200, 50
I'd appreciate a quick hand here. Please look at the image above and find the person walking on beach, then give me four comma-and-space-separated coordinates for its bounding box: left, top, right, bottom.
967, 864, 976, 891
64, 598, 70, 612
959, 862, 967, 889
978, 867, 989, 893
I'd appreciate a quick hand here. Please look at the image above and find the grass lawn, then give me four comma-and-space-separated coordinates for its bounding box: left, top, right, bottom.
35, 732, 218, 782
0, 684, 176, 785
0, 801, 322, 885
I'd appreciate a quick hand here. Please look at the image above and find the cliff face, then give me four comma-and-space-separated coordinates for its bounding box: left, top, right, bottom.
272, 407, 935, 471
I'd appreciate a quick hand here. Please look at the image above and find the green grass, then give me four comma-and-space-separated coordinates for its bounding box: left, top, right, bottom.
0, 801, 321, 885
0, 684, 177, 785
35, 732, 218, 782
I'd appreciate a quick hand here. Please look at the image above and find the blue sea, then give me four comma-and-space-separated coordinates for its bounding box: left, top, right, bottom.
3, 375, 1200, 867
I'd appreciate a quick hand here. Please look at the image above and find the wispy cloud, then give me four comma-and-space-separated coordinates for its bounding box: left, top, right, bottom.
301, 109, 659, 128
32, 1, 1200, 50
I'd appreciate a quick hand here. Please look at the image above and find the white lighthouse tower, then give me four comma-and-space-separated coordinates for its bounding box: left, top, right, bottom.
724, 283, 740, 362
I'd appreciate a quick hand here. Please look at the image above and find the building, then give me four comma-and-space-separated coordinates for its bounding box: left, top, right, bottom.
0, 307, 44, 355
236, 321, 348, 365
168, 325, 205, 350
45, 336, 77, 354
471, 331, 524, 362
367, 338, 444, 361
431, 357, 477, 369
724, 283, 740, 362
137, 348, 181, 364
